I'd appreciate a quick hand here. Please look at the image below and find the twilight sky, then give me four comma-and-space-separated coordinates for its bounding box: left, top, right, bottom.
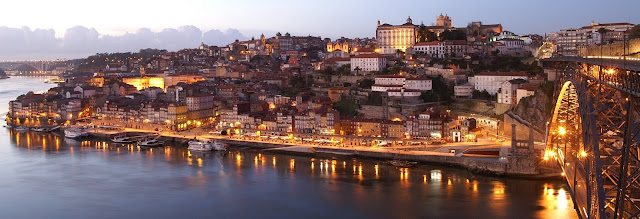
1, 0, 638, 60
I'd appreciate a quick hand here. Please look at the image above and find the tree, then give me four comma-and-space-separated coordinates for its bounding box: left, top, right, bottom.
597, 28, 609, 45
353, 66, 362, 75
439, 30, 466, 41
366, 92, 384, 106
630, 25, 640, 40
333, 98, 358, 116
358, 79, 375, 89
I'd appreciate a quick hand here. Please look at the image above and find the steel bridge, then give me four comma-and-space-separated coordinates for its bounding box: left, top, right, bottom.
542, 57, 640, 219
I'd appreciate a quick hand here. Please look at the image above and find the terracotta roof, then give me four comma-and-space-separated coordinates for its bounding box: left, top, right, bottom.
405, 78, 431, 81
373, 84, 403, 87
476, 71, 528, 77
517, 83, 539, 91
352, 54, 387, 59
375, 75, 405, 78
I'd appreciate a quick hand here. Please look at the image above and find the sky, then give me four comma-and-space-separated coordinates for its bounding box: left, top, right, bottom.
1, 0, 639, 60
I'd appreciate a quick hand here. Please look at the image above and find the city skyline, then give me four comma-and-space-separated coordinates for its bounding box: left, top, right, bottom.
1, 0, 639, 60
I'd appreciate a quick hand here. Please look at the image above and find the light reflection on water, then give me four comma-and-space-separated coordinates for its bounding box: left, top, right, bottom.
0, 77, 578, 218
1, 130, 578, 218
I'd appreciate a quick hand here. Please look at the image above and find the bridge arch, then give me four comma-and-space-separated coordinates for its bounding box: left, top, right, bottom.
543, 59, 640, 218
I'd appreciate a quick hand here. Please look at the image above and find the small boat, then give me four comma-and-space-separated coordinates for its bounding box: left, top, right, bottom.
137, 139, 164, 147
111, 136, 136, 144
15, 126, 30, 132
64, 128, 85, 139
44, 77, 64, 84
3, 125, 12, 129
188, 140, 226, 151
32, 127, 49, 132
389, 160, 417, 168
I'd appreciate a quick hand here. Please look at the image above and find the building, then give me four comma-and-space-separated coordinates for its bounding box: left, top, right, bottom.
516, 83, 539, 104
497, 79, 528, 105
350, 54, 388, 73
550, 22, 634, 56
122, 76, 165, 91
328, 87, 350, 102
376, 17, 417, 54
454, 85, 473, 98
405, 111, 448, 139
413, 40, 468, 58
186, 94, 214, 126
371, 76, 432, 93
474, 71, 528, 95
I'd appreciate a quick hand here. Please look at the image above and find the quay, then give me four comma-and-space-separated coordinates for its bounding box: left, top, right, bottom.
86, 127, 553, 177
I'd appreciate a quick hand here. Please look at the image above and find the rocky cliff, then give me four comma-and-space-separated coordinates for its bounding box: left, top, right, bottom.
512, 81, 555, 131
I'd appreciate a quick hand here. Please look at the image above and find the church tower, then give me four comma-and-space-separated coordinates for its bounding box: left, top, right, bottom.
406, 16, 413, 24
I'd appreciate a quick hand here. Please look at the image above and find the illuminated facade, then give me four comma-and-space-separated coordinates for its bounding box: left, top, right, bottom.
376, 17, 417, 54
122, 77, 165, 91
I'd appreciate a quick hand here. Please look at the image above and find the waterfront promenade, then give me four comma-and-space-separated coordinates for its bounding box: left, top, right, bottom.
83, 125, 552, 177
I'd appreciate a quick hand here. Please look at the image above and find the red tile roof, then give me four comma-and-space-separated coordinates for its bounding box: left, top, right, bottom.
476, 71, 528, 77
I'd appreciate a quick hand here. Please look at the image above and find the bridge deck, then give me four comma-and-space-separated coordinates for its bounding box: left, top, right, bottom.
543, 56, 640, 72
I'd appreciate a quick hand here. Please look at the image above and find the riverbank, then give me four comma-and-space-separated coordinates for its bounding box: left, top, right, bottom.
84, 127, 558, 178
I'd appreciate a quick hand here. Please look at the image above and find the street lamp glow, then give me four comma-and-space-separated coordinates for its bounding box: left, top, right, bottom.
558, 126, 566, 136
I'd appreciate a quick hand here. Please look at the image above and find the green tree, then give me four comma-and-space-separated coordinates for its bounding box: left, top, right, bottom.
630, 25, 640, 40
358, 78, 375, 89
366, 92, 384, 106
333, 98, 358, 116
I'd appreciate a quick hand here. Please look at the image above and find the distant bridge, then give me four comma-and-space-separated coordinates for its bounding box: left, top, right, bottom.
542, 56, 640, 218
0, 60, 70, 74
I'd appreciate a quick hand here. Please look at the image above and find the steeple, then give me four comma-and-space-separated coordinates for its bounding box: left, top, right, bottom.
406, 16, 413, 24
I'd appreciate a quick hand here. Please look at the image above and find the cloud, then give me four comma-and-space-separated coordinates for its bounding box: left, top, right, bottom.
0, 26, 248, 60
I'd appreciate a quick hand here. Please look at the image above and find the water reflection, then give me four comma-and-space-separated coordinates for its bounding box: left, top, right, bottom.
4, 130, 578, 218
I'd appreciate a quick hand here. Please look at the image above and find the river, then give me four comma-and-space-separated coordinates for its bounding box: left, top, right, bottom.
0, 76, 578, 218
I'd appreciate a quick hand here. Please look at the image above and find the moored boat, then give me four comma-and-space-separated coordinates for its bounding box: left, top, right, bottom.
389, 160, 417, 168
188, 140, 226, 151
15, 126, 29, 132
64, 128, 85, 139
137, 139, 164, 147
32, 127, 49, 132
111, 136, 136, 144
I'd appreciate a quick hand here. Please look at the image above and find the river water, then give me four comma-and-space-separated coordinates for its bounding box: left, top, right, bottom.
0, 77, 578, 218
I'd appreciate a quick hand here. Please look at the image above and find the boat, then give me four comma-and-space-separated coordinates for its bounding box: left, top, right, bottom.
15, 126, 30, 132
137, 139, 164, 147
389, 160, 418, 168
32, 127, 50, 132
44, 77, 64, 84
111, 136, 136, 144
188, 140, 226, 151
64, 128, 85, 139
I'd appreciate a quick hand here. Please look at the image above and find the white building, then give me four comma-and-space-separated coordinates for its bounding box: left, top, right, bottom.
474, 71, 528, 95
454, 85, 473, 98
405, 78, 433, 91
516, 84, 539, 104
376, 17, 417, 54
350, 54, 388, 73
372, 76, 432, 92
413, 40, 468, 58
497, 79, 528, 105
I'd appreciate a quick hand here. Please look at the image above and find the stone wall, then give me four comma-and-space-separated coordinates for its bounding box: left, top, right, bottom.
503, 112, 546, 142
580, 38, 640, 57
320, 147, 539, 175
